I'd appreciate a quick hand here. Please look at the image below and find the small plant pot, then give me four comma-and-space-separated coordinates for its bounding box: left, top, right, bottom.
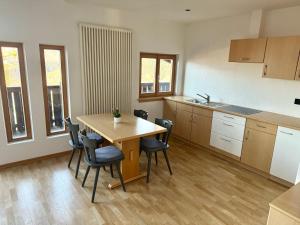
114, 117, 121, 123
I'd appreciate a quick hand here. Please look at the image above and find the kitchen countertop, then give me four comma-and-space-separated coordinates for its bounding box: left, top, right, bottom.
164, 96, 300, 131
270, 182, 300, 222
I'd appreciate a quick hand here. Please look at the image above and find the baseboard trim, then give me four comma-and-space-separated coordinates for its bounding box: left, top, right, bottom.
0, 150, 72, 170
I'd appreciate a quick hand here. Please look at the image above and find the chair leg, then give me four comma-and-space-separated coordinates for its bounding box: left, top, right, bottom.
116, 162, 126, 192
163, 150, 172, 175
155, 152, 158, 166
75, 149, 83, 179
110, 164, 114, 178
82, 166, 90, 187
68, 149, 75, 168
146, 152, 152, 183
92, 167, 101, 203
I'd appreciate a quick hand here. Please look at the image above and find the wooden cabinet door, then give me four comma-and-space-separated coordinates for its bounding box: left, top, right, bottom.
191, 114, 212, 148
263, 37, 300, 80
174, 109, 192, 140
229, 38, 267, 63
241, 128, 276, 173
163, 100, 176, 122
163, 100, 177, 133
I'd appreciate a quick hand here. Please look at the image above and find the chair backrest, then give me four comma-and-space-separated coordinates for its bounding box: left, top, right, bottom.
134, 109, 149, 120
80, 131, 97, 163
65, 117, 80, 147
155, 118, 173, 145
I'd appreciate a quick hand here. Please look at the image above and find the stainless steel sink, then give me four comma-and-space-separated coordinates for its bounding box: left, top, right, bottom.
185, 99, 203, 104
201, 102, 226, 108
185, 99, 225, 108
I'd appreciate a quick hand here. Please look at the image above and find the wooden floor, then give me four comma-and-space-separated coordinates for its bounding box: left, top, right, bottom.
0, 139, 287, 225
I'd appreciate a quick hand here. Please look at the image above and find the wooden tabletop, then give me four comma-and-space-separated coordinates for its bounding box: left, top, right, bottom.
270, 183, 300, 222
77, 113, 167, 143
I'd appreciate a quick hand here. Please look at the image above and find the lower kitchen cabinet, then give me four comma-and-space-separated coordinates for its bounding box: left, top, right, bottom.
173, 104, 192, 140
210, 132, 243, 157
210, 111, 246, 157
241, 128, 276, 173
191, 113, 212, 148
270, 126, 300, 184
163, 100, 177, 131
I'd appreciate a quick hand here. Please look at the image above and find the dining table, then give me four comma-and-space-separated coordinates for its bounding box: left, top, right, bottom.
77, 113, 167, 189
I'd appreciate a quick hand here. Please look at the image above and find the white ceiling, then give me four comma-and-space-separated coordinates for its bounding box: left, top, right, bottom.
66, 0, 300, 23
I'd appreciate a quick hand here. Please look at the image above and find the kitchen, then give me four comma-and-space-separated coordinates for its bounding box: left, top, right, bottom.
0, 0, 300, 224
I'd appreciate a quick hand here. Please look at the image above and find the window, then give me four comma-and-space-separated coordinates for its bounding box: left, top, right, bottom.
0, 42, 32, 142
139, 53, 176, 99
39, 45, 69, 136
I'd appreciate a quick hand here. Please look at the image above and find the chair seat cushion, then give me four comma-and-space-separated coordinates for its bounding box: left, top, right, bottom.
140, 138, 168, 152
69, 132, 104, 149
95, 146, 124, 163
86, 132, 104, 144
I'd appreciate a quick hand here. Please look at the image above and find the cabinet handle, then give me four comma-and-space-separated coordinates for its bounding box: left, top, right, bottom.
280, 131, 294, 136
220, 137, 231, 143
263, 65, 268, 76
223, 122, 233, 127
256, 124, 266, 129
245, 130, 250, 141
224, 115, 234, 119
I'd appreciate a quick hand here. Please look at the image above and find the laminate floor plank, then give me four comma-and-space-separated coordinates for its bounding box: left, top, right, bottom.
0, 139, 287, 225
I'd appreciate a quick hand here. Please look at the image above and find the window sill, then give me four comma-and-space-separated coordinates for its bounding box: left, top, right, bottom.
138, 96, 169, 102
7, 138, 34, 146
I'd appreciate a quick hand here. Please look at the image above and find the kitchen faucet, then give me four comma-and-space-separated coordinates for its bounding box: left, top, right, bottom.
197, 93, 210, 103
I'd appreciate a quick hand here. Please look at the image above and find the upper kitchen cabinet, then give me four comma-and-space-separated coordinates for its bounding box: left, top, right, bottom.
229, 38, 267, 63
263, 36, 300, 80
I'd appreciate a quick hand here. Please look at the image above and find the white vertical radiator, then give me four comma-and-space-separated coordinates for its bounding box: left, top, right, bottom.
79, 23, 132, 115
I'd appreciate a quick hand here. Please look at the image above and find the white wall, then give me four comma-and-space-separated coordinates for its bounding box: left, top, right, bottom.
0, 0, 184, 165
184, 6, 300, 117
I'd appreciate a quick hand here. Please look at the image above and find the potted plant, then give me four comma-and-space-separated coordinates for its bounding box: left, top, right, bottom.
112, 108, 121, 123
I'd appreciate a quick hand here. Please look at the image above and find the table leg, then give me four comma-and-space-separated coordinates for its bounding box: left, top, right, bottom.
108, 138, 145, 189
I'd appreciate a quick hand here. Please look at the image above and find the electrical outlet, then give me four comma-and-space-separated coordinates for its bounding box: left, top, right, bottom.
294, 98, 300, 105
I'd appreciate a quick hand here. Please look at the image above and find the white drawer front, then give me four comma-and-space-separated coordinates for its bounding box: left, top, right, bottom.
212, 117, 245, 141
210, 132, 243, 157
270, 126, 300, 183
213, 111, 246, 126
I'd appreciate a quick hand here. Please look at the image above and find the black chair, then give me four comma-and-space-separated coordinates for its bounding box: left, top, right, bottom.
65, 117, 104, 178
140, 119, 173, 183
80, 132, 126, 203
134, 109, 149, 120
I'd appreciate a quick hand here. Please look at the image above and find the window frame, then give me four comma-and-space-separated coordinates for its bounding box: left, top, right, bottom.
39, 44, 69, 136
0, 41, 32, 143
139, 52, 177, 100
